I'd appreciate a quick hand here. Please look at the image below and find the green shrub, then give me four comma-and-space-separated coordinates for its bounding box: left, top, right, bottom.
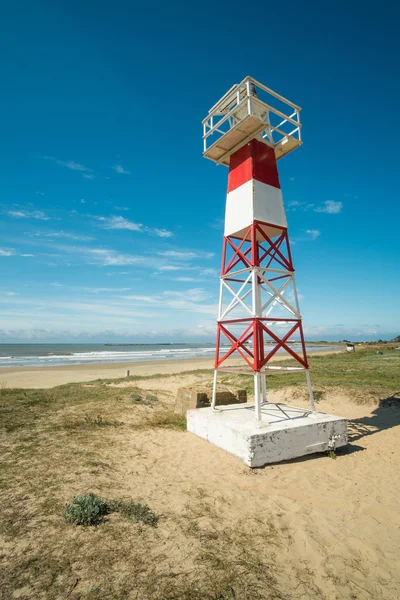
64, 493, 110, 526
109, 499, 159, 526
130, 390, 158, 405
64, 494, 159, 527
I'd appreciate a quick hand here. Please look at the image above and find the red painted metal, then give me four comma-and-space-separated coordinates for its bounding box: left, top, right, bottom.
215, 140, 309, 375
227, 139, 281, 192
215, 217, 308, 372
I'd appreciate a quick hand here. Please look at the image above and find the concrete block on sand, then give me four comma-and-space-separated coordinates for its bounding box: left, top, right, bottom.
187, 403, 348, 467
175, 386, 246, 415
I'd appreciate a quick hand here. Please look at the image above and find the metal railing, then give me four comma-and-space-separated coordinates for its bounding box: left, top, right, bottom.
202, 76, 302, 163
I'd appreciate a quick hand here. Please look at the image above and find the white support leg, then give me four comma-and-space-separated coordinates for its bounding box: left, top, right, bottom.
211, 369, 218, 410
261, 374, 267, 404
305, 369, 316, 413
254, 373, 261, 421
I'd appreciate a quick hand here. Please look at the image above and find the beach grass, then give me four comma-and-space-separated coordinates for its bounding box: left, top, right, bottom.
0, 346, 399, 598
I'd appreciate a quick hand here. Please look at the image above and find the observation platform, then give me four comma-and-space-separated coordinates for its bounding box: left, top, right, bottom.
203, 76, 302, 166
187, 402, 348, 467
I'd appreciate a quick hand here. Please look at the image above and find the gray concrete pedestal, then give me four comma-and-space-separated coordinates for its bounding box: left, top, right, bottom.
187, 402, 348, 467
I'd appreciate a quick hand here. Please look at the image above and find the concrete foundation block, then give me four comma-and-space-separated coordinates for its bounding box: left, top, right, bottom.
175, 387, 247, 415
187, 403, 348, 467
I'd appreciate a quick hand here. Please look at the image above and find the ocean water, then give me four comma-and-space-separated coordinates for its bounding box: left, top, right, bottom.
0, 343, 340, 368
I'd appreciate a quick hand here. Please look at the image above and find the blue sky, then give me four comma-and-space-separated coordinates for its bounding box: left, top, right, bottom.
1, 0, 399, 343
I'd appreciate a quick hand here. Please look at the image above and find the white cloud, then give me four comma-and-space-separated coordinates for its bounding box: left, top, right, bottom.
95, 216, 143, 231
94, 215, 173, 238
83, 174, 95, 180
164, 288, 210, 302
157, 265, 181, 271
4, 292, 18, 296
113, 164, 131, 174
152, 228, 174, 238
8, 209, 49, 220
173, 277, 197, 282
314, 200, 343, 214
306, 229, 321, 240
0, 248, 35, 257
36, 231, 94, 241
123, 288, 216, 315
199, 268, 218, 277
210, 218, 224, 230
158, 250, 214, 259
50, 283, 131, 294
87, 248, 141, 266
43, 156, 91, 172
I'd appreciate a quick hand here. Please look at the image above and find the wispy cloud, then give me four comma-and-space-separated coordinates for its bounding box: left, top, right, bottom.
306, 229, 321, 240
209, 218, 224, 230
156, 265, 181, 271
35, 231, 94, 241
158, 250, 214, 259
7, 209, 49, 221
172, 277, 197, 282
314, 200, 343, 214
95, 216, 143, 231
123, 288, 216, 315
112, 164, 131, 174
152, 228, 174, 238
95, 215, 173, 238
0, 247, 35, 257
4, 291, 18, 296
50, 283, 131, 294
287, 200, 343, 214
87, 248, 142, 266
43, 156, 93, 178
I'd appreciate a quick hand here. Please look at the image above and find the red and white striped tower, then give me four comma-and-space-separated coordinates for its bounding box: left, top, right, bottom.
203, 77, 315, 420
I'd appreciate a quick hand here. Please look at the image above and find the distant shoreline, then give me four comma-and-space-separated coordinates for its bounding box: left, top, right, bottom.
0, 348, 344, 389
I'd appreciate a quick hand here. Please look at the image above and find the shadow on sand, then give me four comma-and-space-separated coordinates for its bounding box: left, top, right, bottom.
257, 393, 400, 467
346, 392, 400, 444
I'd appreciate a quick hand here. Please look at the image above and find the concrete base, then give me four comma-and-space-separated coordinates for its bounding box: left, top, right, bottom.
187, 402, 348, 467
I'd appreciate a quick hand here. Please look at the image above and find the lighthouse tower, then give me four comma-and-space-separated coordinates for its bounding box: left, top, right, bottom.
187, 78, 347, 466
203, 77, 315, 420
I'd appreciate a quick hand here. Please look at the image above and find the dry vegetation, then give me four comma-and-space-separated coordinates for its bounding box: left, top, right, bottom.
0, 347, 399, 599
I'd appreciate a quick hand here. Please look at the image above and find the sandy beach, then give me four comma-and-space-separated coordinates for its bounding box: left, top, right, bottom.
0, 348, 343, 389
1, 346, 399, 599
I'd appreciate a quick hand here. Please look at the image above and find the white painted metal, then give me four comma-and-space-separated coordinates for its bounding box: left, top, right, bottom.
211, 370, 218, 410
203, 76, 302, 166
224, 180, 287, 239
306, 369, 316, 413
261, 374, 267, 404
253, 180, 287, 231
254, 373, 261, 421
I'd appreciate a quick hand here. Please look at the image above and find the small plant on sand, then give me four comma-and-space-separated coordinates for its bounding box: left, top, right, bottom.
64, 493, 110, 526
327, 449, 337, 460
83, 415, 122, 427
64, 495, 159, 527
130, 390, 158, 405
313, 390, 325, 403
109, 499, 159, 527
